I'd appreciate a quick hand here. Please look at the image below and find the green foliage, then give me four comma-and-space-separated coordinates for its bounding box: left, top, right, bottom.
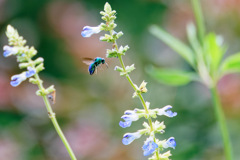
149, 22, 240, 87
149, 25, 195, 67
204, 33, 226, 76
149, 1, 236, 159
186, 23, 201, 62
220, 53, 240, 74
146, 66, 199, 86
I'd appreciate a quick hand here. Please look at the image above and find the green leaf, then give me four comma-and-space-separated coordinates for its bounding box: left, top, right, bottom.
204, 33, 226, 74
146, 66, 199, 86
149, 25, 195, 67
220, 53, 240, 74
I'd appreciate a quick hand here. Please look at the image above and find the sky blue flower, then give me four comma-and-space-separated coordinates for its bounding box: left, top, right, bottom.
122, 131, 142, 145
162, 137, 176, 149
142, 136, 158, 156
3, 45, 18, 57
26, 67, 36, 78
81, 26, 101, 37
10, 72, 27, 87
119, 110, 139, 128
119, 120, 132, 128
10, 67, 36, 87
156, 105, 177, 117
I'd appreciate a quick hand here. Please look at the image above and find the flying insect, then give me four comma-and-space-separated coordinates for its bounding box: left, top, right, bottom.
82, 57, 108, 75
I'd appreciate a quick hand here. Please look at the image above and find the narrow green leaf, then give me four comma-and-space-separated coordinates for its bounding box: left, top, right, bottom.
220, 53, 240, 74
146, 66, 199, 86
149, 25, 195, 67
186, 23, 202, 57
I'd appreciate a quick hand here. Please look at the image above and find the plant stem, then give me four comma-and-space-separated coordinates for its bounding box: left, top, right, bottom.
211, 86, 233, 160
191, 0, 205, 46
35, 74, 77, 160
116, 45, 160, 159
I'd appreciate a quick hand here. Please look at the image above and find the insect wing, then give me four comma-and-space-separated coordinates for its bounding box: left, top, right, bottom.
82, 57, 94, 65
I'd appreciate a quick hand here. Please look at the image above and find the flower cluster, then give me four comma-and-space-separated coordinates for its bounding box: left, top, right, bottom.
81, 3, 177, 159
119, 103, 177, 158
3, 25, 77, 160
3, 25, 55, 96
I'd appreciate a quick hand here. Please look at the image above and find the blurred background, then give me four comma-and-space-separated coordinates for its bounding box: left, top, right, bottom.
0, 0, 240, 159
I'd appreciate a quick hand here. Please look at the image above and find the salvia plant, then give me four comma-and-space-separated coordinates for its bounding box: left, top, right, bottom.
81, 3, 177, 160
3, 25, 77, 160
148, 0, 235, 160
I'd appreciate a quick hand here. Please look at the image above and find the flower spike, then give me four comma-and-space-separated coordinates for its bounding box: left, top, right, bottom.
3, 25, 76, 159
81, 2, 177, 158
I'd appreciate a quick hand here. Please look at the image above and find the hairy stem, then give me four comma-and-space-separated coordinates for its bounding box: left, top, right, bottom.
34, 73, 77, 160
115, 42, 160, 159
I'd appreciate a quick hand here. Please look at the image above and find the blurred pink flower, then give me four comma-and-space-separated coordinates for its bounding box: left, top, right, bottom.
49, 121, 111, 159
0, 138, 21, 160
164, 2, 194, 39
204, 0, 240, 14
0, 72, 12, 107
218, 74, 240, 116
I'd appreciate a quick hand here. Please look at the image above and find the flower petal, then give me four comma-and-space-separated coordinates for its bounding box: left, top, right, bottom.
81, 26, 101, 37
142, 137, 158, 156
26, 67, 36, 78
119, 120, 132, 128
163, 137, 176, 149
3, 45, 18, 57
10, 72, 27, 87
122, 132, 142, 145
157, 105, 177, 117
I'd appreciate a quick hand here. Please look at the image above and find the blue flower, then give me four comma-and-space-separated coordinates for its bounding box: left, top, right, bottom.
162, 137, 176, 149
119, 120, 132, 128
119, 110, 139, 128
142, 137, 158, 156
26, 67, 36, 78
122, 131, 142, 145
10, 72, 27, 87
10, 67, 36, 87
81, 26, 101, 37
3, 45, 18, 57
156, 105, 177, 117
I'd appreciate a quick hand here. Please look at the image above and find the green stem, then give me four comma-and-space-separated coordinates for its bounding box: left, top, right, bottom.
210, 86, 233, 160
35, 74, 77, 160
117, 49, 160, 159
191, 0, 205, 46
